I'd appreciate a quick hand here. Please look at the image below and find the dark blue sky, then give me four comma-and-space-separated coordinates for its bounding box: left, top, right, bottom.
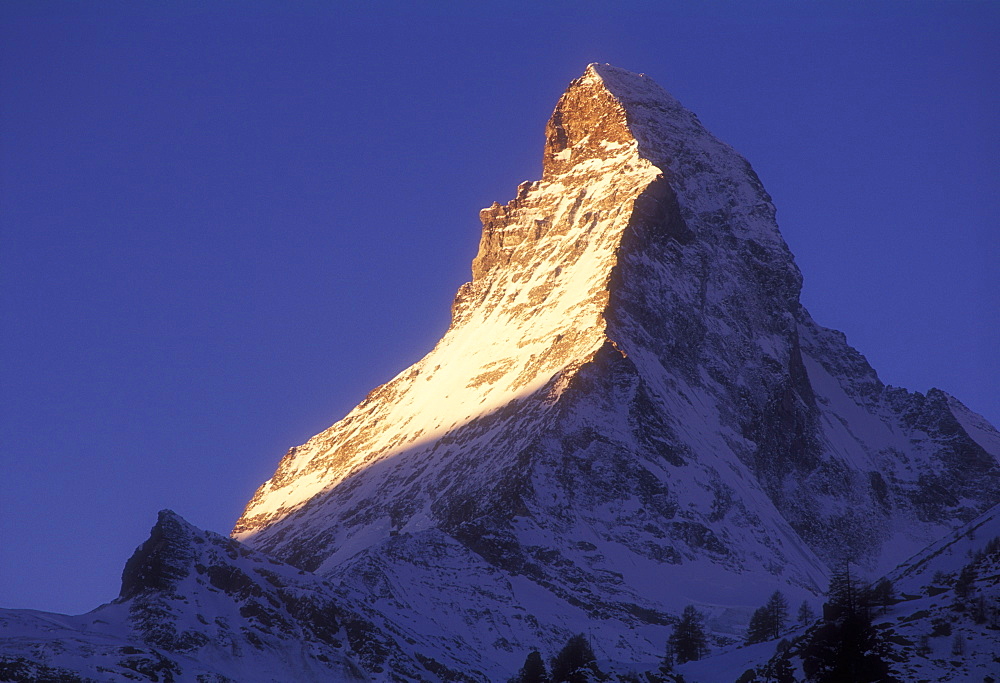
2, 2, 997, 615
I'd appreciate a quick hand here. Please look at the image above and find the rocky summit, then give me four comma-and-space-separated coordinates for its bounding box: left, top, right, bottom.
3, 64, 999, 682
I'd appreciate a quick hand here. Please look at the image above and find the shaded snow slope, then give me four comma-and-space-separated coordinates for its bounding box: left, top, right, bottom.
0, 511, 458, 682
230, 64, 1000, 678
717, 504, 1000, 683
876, 503, 1000, 681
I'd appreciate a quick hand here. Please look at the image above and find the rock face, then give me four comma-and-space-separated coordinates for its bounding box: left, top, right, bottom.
230, 64, 1000, 678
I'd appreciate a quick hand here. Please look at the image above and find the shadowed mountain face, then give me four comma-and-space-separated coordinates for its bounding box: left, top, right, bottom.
230, 64, 1000, 677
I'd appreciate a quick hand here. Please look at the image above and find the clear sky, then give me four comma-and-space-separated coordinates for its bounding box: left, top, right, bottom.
2, 2, 997, 615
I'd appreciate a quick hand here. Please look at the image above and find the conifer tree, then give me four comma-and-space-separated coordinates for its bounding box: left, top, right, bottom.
745, 606, 770, 645
954, 563, 976, 600
765, 591, 789, 638
549, 633, 602, 683
668, 606, 708, 664
509, 649, 549, 683
869, 579, 894, 614
745, 591, 789, 644
972, 594, 989, 624
798, 600, 815, 625
802, 612, 896, 682
825, 563, 866, 621
658, 639, 674, 676
802, 570, 897, 682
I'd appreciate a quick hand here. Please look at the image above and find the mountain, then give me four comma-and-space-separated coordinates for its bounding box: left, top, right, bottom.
0, 511, 375, 682
0, 510, 465, 682
3, 63, 998, 682
228, 64, 1000, 677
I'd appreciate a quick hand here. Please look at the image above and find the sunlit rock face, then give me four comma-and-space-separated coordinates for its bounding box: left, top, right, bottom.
233, 64, 1000, 678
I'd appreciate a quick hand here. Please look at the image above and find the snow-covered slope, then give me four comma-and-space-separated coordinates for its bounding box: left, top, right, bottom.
718, 504, 1000, 683
0, 510, 460, 682
229, 64, 1000, 678
877, 504, 1000, 681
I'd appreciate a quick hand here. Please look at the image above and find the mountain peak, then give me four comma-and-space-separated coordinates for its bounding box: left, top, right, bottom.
231, 64, 1000, 678
541, 64, 635, 179
119, 509, 196, 600
541, 63, 687, 181
233, 64, 808, 554
585, 62, 682, 109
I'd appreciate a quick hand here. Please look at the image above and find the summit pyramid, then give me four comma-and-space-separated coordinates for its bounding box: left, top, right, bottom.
229, 64, 1000, 676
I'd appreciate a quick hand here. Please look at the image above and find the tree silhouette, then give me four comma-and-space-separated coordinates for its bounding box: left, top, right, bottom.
802, 612, 896, 682
825, 563, 865, 621
954, 563, 976, 600
668, 606, 707, 664
798, 600, 815, 625
509, 649, 549, 683
765, 591, 789, 638
951, 633, 965, 656
868, 579, 894, 614
745, 607, 770, 645
802, 570, 898, 682
745, 591, 788, 644
549, 633, 603, 683
658, 638, 674, 676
